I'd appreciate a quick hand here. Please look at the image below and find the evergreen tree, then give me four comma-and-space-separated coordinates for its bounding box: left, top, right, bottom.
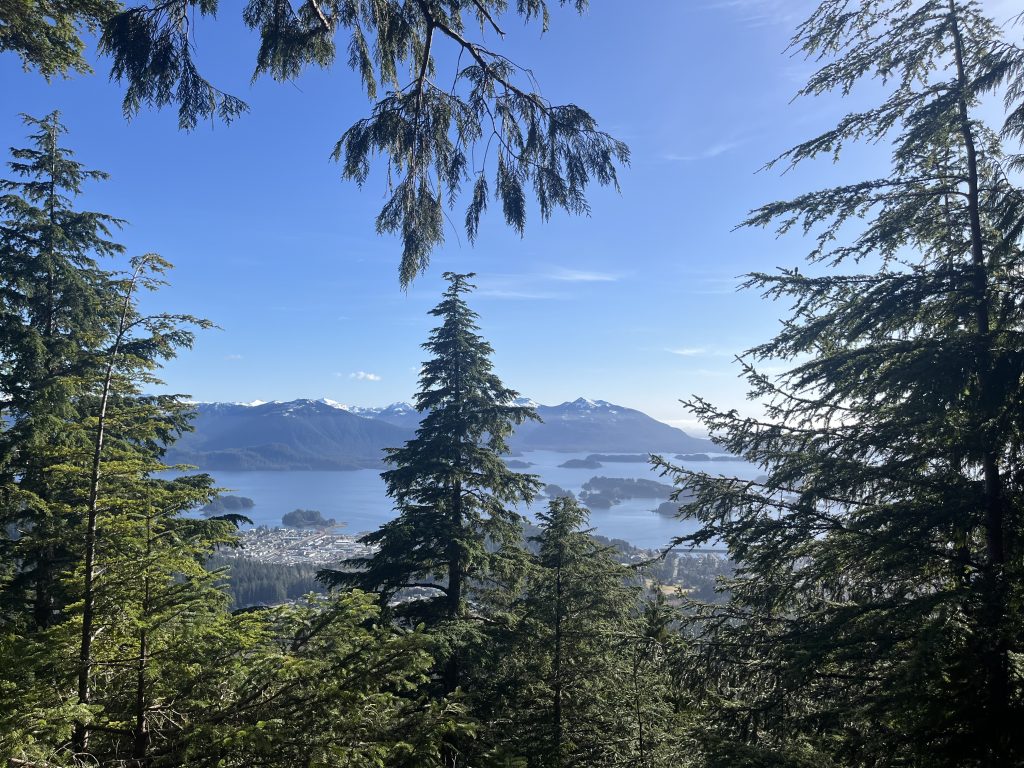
0, 113, 221, 766
0, 110, 123, 631
0, 0, 118, 76
327, 271, 540, 694
661, 2, 1024, 765
478, 497, 683, 768
167, 593, 469, 767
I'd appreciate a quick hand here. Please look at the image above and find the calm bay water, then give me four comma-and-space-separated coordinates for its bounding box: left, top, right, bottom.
203, 451, 760, 550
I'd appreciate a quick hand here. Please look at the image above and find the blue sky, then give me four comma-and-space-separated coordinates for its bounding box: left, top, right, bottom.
4, 1, 1011, 433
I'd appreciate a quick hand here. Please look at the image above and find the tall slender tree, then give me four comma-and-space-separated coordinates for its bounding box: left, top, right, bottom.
0, 110, 123, 631
327, 271, 540, 694
661, 3, 1024, 765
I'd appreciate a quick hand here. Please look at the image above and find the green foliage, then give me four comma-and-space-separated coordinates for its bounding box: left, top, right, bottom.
209, 554, 324, 608
0, 110, 126, 630
155, 592, 468, 767
660, 2, 1024, 766
96, 1, 628, 285
0, 0, 119, 76
475, 497, 688, 767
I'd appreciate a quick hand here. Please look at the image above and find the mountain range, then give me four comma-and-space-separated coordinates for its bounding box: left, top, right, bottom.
165, 397, 715, 471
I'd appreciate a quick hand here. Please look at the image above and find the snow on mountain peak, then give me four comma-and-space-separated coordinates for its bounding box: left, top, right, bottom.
567, 397, 612, 409
316, 398, 348, 410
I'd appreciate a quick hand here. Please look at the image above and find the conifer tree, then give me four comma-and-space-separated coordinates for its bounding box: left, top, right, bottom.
661, 3, 1024, 765
327, 271, 540, 695
0, 0, 118, 76
0, 110, 123, 631
477, 498, 684, 768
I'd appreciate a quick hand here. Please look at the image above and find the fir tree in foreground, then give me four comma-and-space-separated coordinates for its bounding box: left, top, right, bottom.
326, 271, 541, 694
660, 2, 1024, 766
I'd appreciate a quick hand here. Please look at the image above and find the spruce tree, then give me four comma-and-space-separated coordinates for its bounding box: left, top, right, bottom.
661, 2, 1024, 765
327, 271, 540, 694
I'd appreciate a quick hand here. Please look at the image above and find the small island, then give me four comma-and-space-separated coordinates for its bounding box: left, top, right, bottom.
585, 453, 648, 463
282, 508, 337, 529
578, 475, 677, 511
559, 458, 602, 469
201, 494, 255, 517
674, 453, 711, 462
542, 483, 576, 500
504, 459, 533, 468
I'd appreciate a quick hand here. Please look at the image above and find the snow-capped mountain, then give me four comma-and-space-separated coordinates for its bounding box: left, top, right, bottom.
337, 401, 421, 429
172, 396, 714, 470
169, 399, 410, 471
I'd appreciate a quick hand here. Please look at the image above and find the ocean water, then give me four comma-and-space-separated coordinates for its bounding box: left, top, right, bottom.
200, 450, 761, 550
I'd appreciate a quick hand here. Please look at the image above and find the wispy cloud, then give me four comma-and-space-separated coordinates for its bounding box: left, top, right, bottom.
476, 289, 563, 300
547, 267, 620, 283
474, 267, 621, 300
663, 139, 745, 163
703, 0, 809, 28
667, 347, 706, 357
667, 345, 735, 358
349, 371, 382, 381
224, 353, 243, 361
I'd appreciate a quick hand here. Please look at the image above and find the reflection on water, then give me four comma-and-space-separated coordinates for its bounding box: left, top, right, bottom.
198, 450, 760, 550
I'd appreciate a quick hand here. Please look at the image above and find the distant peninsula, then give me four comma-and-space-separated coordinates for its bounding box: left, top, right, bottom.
559, 458, 602, 469
585, 453, 648, 463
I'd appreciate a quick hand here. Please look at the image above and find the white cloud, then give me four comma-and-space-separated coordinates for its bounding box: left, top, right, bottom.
349, 371, 382, 381
547, 268, 620, 283
667, 347, 706, 357
476, 289, 563, 300
663, 139, 745, 163
703, 0, 810, 28
224, 354, 243, 361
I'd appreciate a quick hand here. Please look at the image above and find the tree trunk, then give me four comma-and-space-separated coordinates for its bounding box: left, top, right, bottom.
949, 4, 1011, 762
74, 261, 147, 753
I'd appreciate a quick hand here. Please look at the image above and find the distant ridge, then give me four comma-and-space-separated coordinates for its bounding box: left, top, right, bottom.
510, 398, 714, 454
168, 399, 410, 471
171, 397, 715, 470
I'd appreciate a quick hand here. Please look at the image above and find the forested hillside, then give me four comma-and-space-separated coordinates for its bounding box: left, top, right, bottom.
3, 1, 1024, 766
